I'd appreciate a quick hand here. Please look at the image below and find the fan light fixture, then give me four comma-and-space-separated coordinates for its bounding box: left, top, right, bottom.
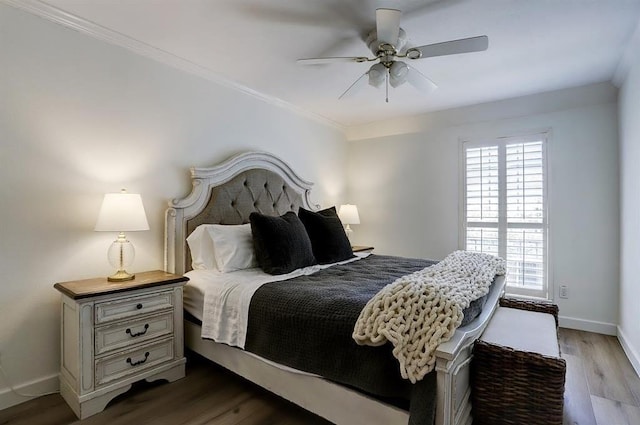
368, 63, 386, 88
368, 61, 409, 90
366, 60, 411, 101
389, 61, 409, 88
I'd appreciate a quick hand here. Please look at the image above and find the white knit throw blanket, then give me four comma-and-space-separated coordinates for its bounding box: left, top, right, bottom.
352, 250, 506, 383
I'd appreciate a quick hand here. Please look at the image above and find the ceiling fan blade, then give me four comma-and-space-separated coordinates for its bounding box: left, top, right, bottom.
406, 65, 438, 93
297, 56, 369, 65
339, 72, 369, 100
410, 35, 488, 59
376, 8, 401, 48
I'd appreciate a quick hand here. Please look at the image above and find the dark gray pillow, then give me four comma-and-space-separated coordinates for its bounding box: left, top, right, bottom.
249, 211, 316, 275
298, 207, 354, 264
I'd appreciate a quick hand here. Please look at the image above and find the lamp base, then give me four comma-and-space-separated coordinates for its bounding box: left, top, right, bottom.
107, 270, 135, 282
106, 233, 136, 282
345, 224, 353, 241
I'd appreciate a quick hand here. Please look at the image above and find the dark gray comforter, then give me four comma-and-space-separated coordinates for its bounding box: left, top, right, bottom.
243, 254, 489, 425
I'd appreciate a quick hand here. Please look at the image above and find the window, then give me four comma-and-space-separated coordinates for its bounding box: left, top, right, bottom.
462, 133, 548, 298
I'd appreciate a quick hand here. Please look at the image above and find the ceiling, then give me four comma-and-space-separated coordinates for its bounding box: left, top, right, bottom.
34, 0, 640, 126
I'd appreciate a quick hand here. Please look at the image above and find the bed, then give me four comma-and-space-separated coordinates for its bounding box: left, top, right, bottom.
164, 151, 506, 425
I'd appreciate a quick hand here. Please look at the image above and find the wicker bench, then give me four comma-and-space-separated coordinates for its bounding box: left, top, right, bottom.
471, 298, 566, 425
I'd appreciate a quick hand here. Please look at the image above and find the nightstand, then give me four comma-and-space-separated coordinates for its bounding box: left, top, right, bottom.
54, 270, 189, 419
352, 245, 374, 253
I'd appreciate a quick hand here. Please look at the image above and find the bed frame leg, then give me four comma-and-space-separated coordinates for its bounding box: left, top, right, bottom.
435, 346, 474, 425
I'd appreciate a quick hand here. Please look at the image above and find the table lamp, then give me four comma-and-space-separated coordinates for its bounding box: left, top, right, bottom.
95, 189, 149, 282
338, 204, 360, 240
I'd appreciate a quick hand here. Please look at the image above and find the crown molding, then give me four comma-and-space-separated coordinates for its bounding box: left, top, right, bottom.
2, 0, 345, 132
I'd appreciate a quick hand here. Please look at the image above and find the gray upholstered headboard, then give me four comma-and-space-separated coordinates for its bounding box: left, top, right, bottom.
165, 151, 318, 275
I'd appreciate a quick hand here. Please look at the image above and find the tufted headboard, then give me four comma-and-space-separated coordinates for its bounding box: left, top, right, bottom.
165, 151, 318, 275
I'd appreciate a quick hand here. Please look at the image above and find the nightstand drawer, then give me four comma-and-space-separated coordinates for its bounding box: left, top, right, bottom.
95, 291, 173, 324
95, 312, 174, 356
95, 337, 174, 386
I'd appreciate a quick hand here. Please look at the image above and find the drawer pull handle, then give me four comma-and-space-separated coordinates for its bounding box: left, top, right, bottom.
136, 303, 143, 310
126, 352, 150, 367
126, 324, 149, 337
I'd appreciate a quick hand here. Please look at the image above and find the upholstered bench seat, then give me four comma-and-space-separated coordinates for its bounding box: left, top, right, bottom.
481, 306, 559, 357
471, 299, 566, 425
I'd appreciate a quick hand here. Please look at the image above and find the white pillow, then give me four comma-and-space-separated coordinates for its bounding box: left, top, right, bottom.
206, 224, 258, 273
186, 225, 217, 270
186, 224, 258, 272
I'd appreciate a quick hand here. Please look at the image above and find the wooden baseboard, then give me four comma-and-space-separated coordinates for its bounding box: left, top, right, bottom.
0, 373, 59, 411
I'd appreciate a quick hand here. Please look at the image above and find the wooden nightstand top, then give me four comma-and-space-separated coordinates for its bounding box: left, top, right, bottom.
352, 245, 374, 253
54, 270, 189, 300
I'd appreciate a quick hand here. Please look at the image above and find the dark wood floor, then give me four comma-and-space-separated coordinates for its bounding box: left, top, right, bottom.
1, 329, 639, 425
0, 353, 330, 425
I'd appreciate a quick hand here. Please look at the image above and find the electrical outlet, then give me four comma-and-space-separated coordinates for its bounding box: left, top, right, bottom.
559, 285, 569, 299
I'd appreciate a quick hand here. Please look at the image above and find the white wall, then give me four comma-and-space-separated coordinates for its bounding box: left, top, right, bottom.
618, 29, 640, 374
0, 4, 346, 409
347, 83, 620, 334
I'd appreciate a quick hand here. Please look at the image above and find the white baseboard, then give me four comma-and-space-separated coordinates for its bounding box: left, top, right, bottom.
617, 326, 640, 378
559, 316, 617, 336
0, 373, 59, 411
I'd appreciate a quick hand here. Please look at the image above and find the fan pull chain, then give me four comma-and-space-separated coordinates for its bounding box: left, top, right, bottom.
385, 69, 389, 103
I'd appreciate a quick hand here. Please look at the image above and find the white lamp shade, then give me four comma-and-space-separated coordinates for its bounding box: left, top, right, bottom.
338, 204, 360, 225
95, 191, 150, 232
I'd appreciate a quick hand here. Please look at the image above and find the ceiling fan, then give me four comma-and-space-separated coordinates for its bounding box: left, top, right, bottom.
297, 8, 489, 102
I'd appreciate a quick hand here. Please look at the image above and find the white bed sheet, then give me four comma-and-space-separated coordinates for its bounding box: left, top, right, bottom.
184, 252, 370, 349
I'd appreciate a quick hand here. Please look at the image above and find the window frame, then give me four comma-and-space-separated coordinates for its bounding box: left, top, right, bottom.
459, 131, 550, 299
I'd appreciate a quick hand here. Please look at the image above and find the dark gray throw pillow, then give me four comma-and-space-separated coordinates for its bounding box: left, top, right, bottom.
298, 207, 354, 264
249, 211, 316, 275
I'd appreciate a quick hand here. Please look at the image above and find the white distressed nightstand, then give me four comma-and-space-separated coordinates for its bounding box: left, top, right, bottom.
54, 270, 188, 419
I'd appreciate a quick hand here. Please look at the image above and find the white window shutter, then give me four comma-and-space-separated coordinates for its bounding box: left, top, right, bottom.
463, 135, 548, 298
